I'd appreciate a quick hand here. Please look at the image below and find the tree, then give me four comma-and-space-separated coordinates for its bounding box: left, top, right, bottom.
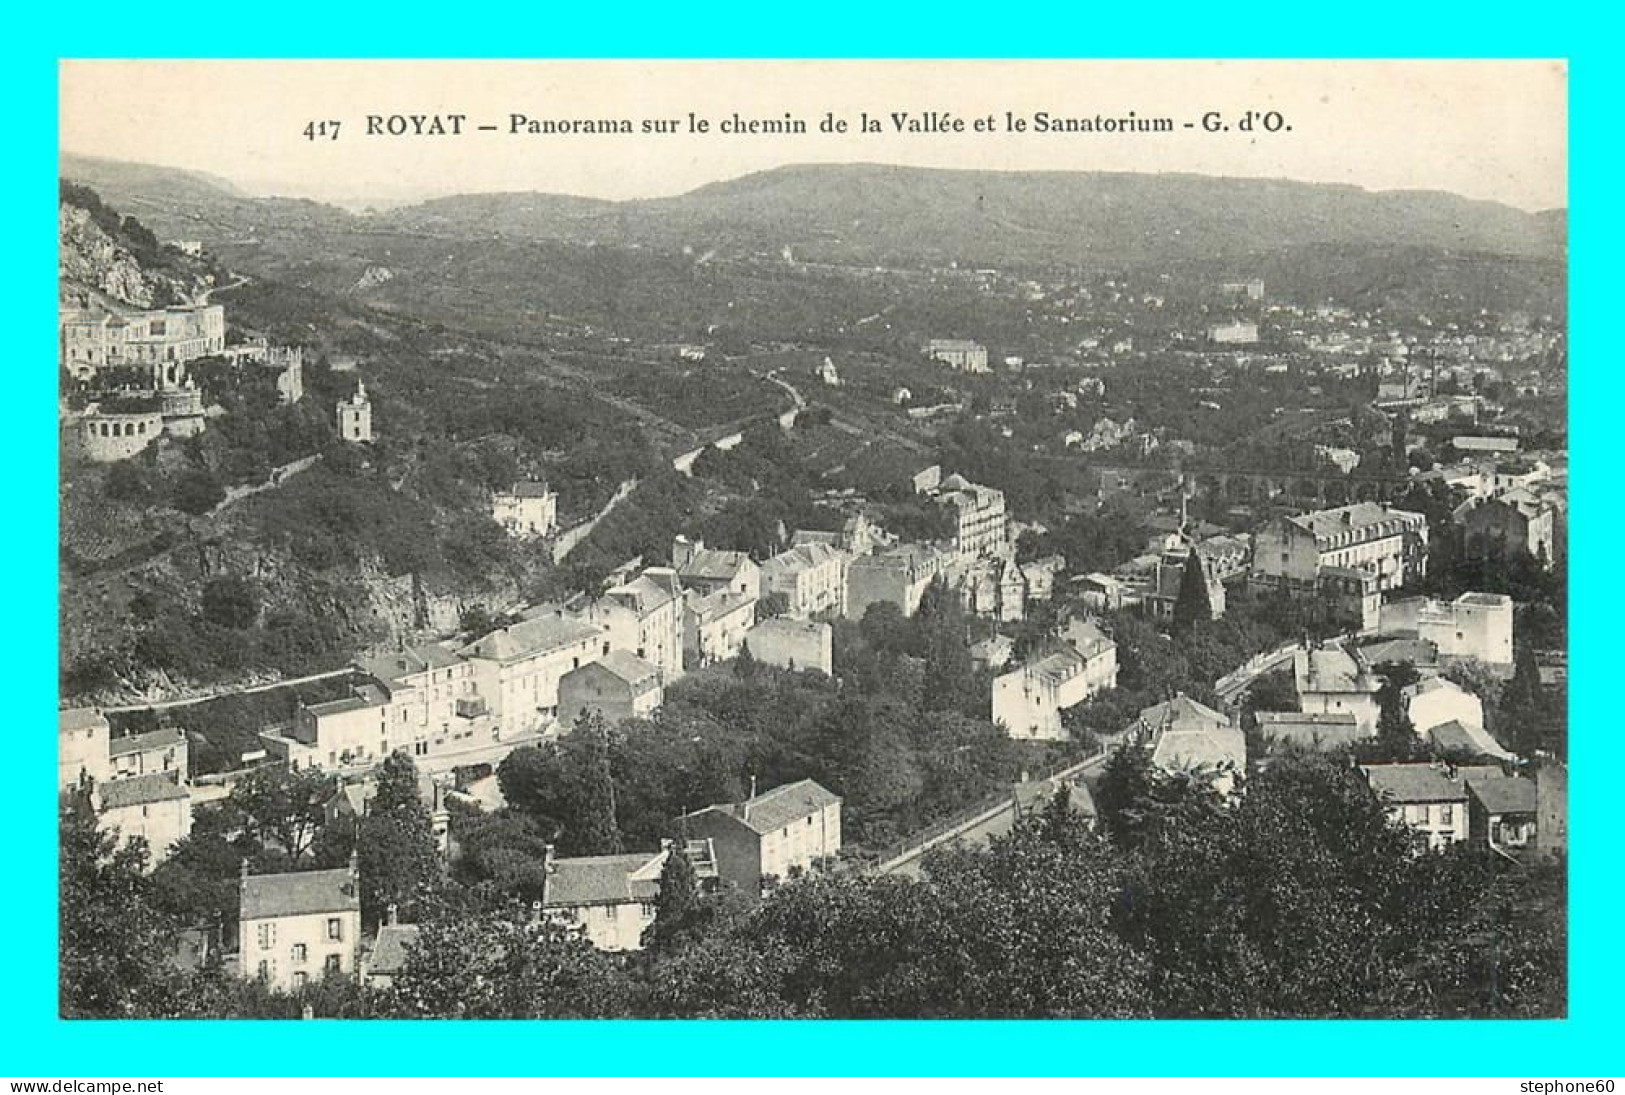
1171, 548, 1213, 636
60, 797, 183, 1017
1500, 644, 1551, 756
733, 640, 758, 679
1442, 657, 1506, 730
642, 845, 701, 951
570, 711, 623, 856
355, 753, 442, 928
229, 765, 333, 861
1094, 744, 1159, 850
372, 905, 631, 1018
916, 577, 976, 715
1369, 662, 1424, 762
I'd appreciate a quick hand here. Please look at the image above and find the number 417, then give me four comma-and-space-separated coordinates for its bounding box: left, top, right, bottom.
303, 120, 342, 141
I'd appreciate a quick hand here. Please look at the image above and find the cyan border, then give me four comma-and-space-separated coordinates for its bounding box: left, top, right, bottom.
13, 4, 1611, 1075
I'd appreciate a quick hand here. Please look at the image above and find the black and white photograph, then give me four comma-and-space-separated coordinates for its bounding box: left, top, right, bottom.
57, 59, 1568, 1020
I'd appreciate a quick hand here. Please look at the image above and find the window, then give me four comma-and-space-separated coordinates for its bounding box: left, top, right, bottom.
256, 960, 269, 981
1439, 803, 1454, 825
325, 954, 342, 975
327, 917, 343, 942
257, 923, 276, 950
292, 943, 307, 964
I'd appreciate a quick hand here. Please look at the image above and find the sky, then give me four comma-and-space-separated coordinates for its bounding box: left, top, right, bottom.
59, 60, 1568, 212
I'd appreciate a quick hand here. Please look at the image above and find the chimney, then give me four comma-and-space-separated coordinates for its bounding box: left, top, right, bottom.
239, 858, 250, 888
386, 903, 398, 927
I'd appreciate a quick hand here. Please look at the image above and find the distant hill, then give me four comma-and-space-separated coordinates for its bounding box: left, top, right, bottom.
60, 152, 355, 248
61, 156, 1566, 273
379, 163, 1567, 268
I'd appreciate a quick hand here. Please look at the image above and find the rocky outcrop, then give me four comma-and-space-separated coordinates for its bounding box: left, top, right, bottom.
58, 202, 211, 309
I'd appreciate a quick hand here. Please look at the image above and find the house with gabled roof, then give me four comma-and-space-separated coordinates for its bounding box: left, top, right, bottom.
362, 905, 420, 989
108, 726, 187, 781
672, 536, 760, 601
1428, 719, 1518, 763
1361, 762, 1506, 851
1295, 643, 1381, 734
1403, 676, 1486, 736
492, 481, 558, 538
537, 839, 717, 951
1466, 776, 1538, 854
238, 856, 362, 992
677, 780, 841, 896
92, 772, 192, 865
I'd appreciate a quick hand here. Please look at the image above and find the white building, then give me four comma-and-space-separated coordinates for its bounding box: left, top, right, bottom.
923, 339, 989, 373
238, 859, 362, 991
1294, 643, 1381, 734
337, 380, 373, 443
1402, 676, 1486, 736
457, 612, 610, 735
577, 568, 686, 681
492, 482, 558, 538
683, 587, 758, 669
541, 840, 718, 952
1379, 592, 1514, 669
761, 542, 847, 619
932, 475, 1009, 562
992, 619, 1118, 741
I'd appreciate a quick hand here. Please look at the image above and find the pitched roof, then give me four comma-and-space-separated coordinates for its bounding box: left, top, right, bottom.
606, 571, 681, 613
1024, 647, 1086, 684
582, 650, 662, 690
1359, 638, 1440, 668
59, 708, 109, 734
1152, 728, 1247, 773
682, 778, 841, 836
241, 867, 360, 920
686, 587, 756, 623
762, 542, 844, 580
108, 727, 186, 756
368, 923, 422, 976
500, 481, 554, 499
1403, 676, 1473, 701
1360, 763, 1503, 804
98, 772, 189, 809
355, 643, 463, 687
1255, 711, 1367, 751
1428, 720, 1517, 762
1135, 693, 1228, 734
1288, 502, 1425, 544
1467, 776, 1537, 816
458, 614, 605, 664
543, 851, 665, 908
678, 548, 755, 582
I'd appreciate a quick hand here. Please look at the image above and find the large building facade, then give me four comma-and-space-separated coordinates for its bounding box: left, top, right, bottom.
60, 304, 226, 386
